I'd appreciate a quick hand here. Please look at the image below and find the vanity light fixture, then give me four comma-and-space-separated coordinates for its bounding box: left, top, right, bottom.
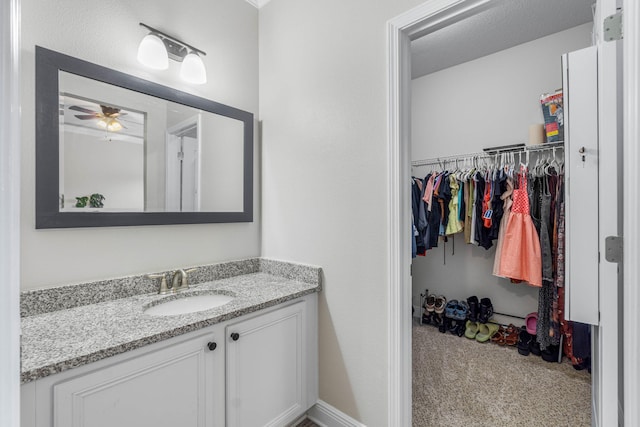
137, 23, 207, 84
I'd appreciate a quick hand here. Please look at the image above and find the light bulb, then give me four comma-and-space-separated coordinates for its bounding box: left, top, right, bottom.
180, 52, 207, 84
96, 119, 108, 129
137, 33, 169, 70
107, 120, 122, 132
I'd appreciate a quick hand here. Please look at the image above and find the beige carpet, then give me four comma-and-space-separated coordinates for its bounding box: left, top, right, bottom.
413, 324, 591, 427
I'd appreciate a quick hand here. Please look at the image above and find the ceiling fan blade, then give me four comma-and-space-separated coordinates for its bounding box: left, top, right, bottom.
74, 114, 99, 120
69, 105, 98, 114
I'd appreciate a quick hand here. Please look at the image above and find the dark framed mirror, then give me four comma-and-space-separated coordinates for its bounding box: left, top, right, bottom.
36, 46, 253, 228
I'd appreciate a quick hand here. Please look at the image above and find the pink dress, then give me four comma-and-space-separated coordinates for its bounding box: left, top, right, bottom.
497, 171, 542, 287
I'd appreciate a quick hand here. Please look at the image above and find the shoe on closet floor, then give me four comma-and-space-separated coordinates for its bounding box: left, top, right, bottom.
475, 323, 500, 343
444, 300, 459, 319
464, 321, 479, 339
504, 324, 519, 346
490, 325, 506, 345
478, 298, 494, 323
453, 300, 469, 321
438, 316, 447, 333
434, 296, 447, 314
525, 312, 538, 335
530, 340, 542, 356
541, 344, 561, 363
517, 327, 533, 356
421, 312, 431, 325
425, 294, 436, 313
467, 296, 479, 322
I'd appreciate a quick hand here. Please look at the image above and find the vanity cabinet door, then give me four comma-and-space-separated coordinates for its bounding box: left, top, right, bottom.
51, 330, 222, 427
225, 301, 306, 427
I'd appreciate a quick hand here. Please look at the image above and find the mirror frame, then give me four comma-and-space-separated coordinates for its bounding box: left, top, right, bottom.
35, 46, 253, 229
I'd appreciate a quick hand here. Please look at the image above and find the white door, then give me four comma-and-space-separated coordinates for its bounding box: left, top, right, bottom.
225, 302, 305, 427
564, 2, 622, 425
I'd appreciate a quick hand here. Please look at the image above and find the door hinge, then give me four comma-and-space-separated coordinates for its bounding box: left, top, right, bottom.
604, 10, 623, 42
604, 236, 623, 263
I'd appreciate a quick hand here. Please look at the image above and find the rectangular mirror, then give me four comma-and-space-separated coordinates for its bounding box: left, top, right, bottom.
36, 46, 253, 228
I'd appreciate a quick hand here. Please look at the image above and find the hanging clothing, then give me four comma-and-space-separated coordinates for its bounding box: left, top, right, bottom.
492, 176, 513, 277
497, 169, 542, 287
473, 172, 493, 250
488, 173, 506, 241
445, 175, 463, 235
411, 178, 426, 255
466, 178, 476, 245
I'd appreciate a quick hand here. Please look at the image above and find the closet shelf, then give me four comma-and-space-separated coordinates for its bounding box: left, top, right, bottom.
411, 141, 564, 168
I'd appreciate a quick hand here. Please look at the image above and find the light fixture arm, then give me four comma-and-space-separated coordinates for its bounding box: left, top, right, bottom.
139, 23, 207, 58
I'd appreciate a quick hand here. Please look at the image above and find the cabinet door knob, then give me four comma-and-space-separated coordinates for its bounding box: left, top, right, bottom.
207, 342, 217, 351
230, 332, 240, 341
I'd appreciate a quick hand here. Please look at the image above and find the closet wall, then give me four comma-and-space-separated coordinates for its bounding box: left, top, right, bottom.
411, 23, 592, 322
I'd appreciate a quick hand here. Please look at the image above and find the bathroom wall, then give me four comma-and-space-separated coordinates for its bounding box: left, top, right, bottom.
411, 24, 592, 322
259, 0, 425, 423
21, 0, 259, 289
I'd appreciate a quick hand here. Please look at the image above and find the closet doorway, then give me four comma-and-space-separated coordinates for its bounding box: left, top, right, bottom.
387, 0, 623, 425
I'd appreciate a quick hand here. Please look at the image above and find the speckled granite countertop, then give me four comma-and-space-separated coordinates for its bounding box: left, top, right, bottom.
21, 259, 321, 384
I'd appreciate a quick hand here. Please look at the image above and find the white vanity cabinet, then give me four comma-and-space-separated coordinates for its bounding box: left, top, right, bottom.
24, 325, 226, 427
226, 299, 313, 427
21, 293, 318, 427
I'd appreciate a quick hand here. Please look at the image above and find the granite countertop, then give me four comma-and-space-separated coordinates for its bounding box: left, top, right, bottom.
21, 259, 321, 384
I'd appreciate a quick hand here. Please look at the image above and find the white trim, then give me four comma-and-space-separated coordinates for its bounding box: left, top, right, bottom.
306, 400, 366, 427
245, 0, 272, 9
0, 0, 21, 426
386, 2, 499, 425
591, 0, 622, 423
623, 1, 640, 426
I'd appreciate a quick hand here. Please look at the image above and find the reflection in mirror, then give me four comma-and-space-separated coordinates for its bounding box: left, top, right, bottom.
59, 72, 244, 213
36, 46, 253, 228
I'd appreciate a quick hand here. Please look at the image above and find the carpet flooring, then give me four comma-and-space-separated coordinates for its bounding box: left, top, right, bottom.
413, 324, 592, 427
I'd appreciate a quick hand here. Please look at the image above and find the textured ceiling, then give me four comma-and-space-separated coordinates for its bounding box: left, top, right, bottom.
411, 0, 595, 79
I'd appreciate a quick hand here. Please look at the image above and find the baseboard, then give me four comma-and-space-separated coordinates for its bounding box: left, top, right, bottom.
307, 400, 366, 427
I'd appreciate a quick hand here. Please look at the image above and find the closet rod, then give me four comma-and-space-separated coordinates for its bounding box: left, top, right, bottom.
411, 141, 564, 168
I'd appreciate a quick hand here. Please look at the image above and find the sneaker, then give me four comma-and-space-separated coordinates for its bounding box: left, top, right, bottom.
444, 300, 459, 319
425, 294, 436, 313
453, 300, 469, 321
434, 295, 447, 314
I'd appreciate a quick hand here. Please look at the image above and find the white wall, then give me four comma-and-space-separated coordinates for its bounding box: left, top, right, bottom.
63, 133, 144, 210
21, 0, 259, 289
410, 24, 592, 321
412, 23, 592, 159
259, 0, 425, 424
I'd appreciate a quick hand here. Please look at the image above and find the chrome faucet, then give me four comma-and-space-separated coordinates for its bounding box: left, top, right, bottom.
171, 268, 197, 292
147, 268, 197, 295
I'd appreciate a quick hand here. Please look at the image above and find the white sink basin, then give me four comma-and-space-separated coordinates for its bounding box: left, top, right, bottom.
144, 293, 234, 316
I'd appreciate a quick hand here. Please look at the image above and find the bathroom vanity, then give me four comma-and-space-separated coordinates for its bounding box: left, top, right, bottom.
20, 259, 320, 427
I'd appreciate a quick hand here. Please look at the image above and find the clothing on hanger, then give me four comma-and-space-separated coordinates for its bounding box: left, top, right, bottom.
496, 168, 542, 287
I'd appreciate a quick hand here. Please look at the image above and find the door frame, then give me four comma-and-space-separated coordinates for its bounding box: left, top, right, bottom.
0, 0, 21, 426
165, 115, 202, 212
386, 0, 640, 425
623, 2, 640, 426
386, 2, 494, 424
